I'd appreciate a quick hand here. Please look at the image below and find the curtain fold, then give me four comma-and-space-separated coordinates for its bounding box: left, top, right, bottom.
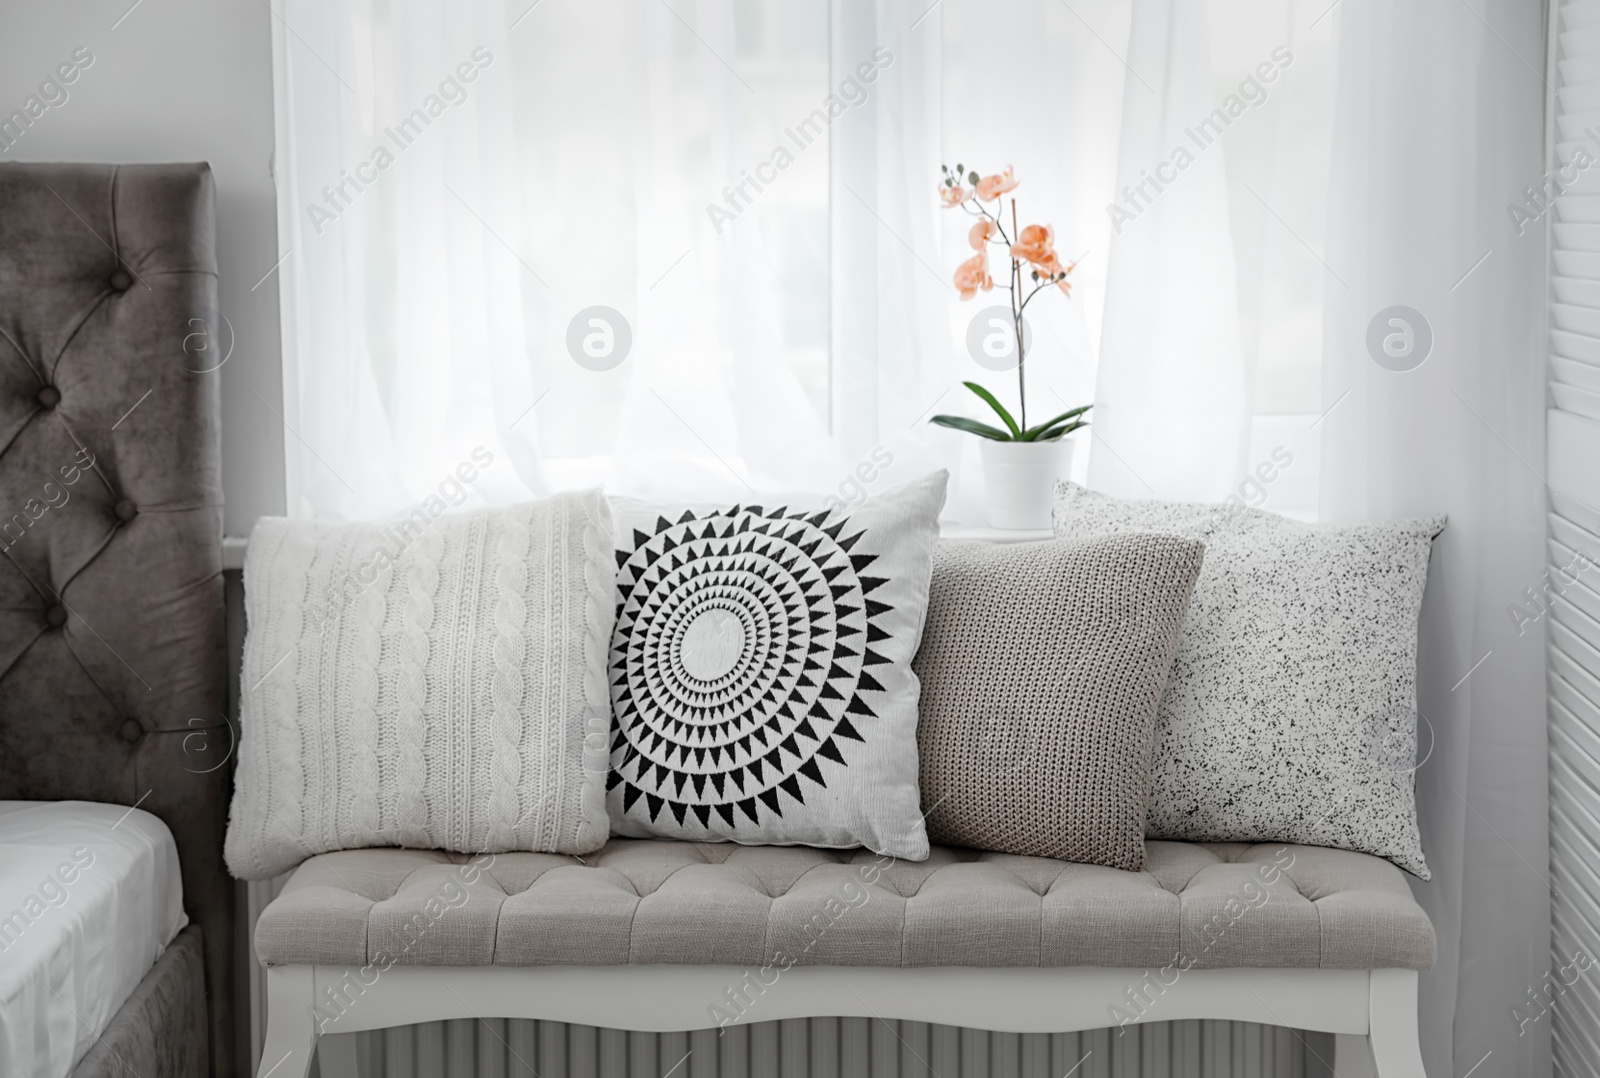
1318, 2, 1551, 1074
1089, 0, 1250, 501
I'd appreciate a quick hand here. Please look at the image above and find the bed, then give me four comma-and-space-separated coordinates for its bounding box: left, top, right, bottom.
0, 163, 230, 1077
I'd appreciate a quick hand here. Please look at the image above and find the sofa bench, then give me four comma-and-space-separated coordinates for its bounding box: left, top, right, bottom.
254, 838, 1432, 1077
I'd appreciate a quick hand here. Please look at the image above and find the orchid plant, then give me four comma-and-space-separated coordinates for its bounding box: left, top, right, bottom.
930, 163, 1091, 443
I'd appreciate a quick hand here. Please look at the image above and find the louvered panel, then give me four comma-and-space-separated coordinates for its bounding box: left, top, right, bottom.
1554, 621, 1600, 679
1553, 302, 1600, 334
1551, 762, 1600, 863
1559, 80, 1600, 113
1553, 721, 1600, 802
1552, 357, 1600, 392
1556, 194, 1600, 222
1553, 144, 1600, 195
1550, 545, 1600, 620
1555, 276, 1600, 305
1552, 696, 1600, 774
1548, 329, 1600, 367
1565, 24, 1600, 60
1553, 250, 1600, 277
1557, 108, 1600, 141
1544, 975, 1600, 1062
1551, 510, 1600, 549
1551, 668, 1600, 731
1550, 825, 1600, 934
1554, 588, 1600, 653
1554, 914, 1600, 981
1567, 0, 1600, 29
1550, 958, 1600, 1035
1555, 882, 1600, 972
1555, 221, 1600, 250
1551, 13, 1600, 1078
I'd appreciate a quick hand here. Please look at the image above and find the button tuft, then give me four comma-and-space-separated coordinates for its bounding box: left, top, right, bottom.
109, 269, 132, 292
36, 385, 60, 409
45, 605, 67, 629
115, 499, 137, 522
119, 719, 144, 743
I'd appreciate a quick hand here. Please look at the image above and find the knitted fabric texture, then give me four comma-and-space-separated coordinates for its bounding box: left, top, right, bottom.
225, 491, 614, 880
913, 534, 1204, 870
1052, 481, 1444, 878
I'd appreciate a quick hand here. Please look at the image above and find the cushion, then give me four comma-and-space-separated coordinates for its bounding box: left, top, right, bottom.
605, 472, 947, 861
913, 535, 1204, 869
225, 490, 615, 880
252, 839, 1436, 972
1052, 482, 1445, 878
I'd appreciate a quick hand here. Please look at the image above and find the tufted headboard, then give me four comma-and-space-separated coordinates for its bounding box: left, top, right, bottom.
0, 164, 232, 1076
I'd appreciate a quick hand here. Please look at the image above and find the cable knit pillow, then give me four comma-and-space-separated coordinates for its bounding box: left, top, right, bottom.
605, 472, 947, 861
225, 491, 614, 880
1053, 481, 1445, 877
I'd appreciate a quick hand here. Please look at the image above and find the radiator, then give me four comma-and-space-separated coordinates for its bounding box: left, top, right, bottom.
324, 1018, 1329, 1078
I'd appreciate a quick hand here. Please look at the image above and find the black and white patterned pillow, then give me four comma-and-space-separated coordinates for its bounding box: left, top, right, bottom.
604, 472, 946, 860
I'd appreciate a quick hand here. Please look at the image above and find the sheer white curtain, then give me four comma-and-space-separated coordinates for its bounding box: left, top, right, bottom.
273, 0, 872, 519
272, 0, 536, 517
272, 0, 1335, 523
1319, 1, 1550, 1074
1090, 0, 1250, 500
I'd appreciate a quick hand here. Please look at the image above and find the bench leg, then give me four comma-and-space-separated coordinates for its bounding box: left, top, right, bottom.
1367, 969, 1426, 1078
259, 966, 318, 1078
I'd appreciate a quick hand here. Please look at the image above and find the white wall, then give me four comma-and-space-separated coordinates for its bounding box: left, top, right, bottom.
0, 0, 284, 532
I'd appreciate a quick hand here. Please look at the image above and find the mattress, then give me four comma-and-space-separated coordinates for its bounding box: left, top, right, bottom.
0, 801, 187, 1078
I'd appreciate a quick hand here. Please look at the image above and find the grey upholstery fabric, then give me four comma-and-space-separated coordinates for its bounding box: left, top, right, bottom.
914, 535, 1204, 869
0, 164, 229, 1074
71, 926, 207, 1078
255, 839, 1436, 971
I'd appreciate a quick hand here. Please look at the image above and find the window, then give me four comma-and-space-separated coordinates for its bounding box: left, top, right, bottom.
271, 0, 1337, 521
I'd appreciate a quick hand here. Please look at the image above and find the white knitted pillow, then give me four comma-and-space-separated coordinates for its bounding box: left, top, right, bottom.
605, 472, 947, 860
1053, 481, 1444, 877
225, 491, 614, 880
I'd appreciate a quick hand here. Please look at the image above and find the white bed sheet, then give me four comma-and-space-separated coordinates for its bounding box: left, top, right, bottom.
0, 801, 187, 1078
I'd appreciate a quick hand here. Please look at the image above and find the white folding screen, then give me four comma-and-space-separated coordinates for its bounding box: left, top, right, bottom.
1548, 3, 1600, 1074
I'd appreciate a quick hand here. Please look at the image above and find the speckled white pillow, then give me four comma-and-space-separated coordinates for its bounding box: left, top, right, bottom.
1053, 482, 1445, 878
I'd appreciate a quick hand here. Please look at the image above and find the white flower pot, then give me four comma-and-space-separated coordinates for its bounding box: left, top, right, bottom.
980, 438, 1071, 530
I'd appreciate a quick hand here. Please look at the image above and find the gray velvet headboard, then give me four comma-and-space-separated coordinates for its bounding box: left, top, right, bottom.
0, 163, 232, 1076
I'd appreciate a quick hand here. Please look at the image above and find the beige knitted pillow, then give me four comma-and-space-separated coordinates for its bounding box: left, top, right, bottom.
913, 533, 1204, 870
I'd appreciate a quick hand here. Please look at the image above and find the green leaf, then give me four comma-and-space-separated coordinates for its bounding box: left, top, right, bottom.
967, 170, 979, 185
1024, 419, 1088, 442
1018, 403, 1093, 442
930, 414, 1014, 441
961, 381, 1021, 437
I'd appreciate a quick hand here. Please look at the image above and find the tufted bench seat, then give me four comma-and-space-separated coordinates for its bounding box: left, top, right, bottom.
255, 839, 1433, 971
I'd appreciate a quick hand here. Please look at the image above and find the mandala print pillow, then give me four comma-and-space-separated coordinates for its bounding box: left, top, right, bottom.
605, 472, 947, 860
1053, 481, 1445, 878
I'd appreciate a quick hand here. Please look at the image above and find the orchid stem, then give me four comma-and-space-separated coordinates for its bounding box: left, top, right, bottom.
1011, 198, 1025, 433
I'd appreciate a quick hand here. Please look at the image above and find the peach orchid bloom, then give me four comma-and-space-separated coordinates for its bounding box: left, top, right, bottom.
975, 166, 1019, 201
940, 185, 969, 207
968, 218, 998, 250
1009, 223, 1056, 268
952, 251, 993, 300
1045, 256, 1077, 296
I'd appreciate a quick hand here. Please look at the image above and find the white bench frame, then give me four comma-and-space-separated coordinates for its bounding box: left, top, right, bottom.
258, 963, 1425, 1077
